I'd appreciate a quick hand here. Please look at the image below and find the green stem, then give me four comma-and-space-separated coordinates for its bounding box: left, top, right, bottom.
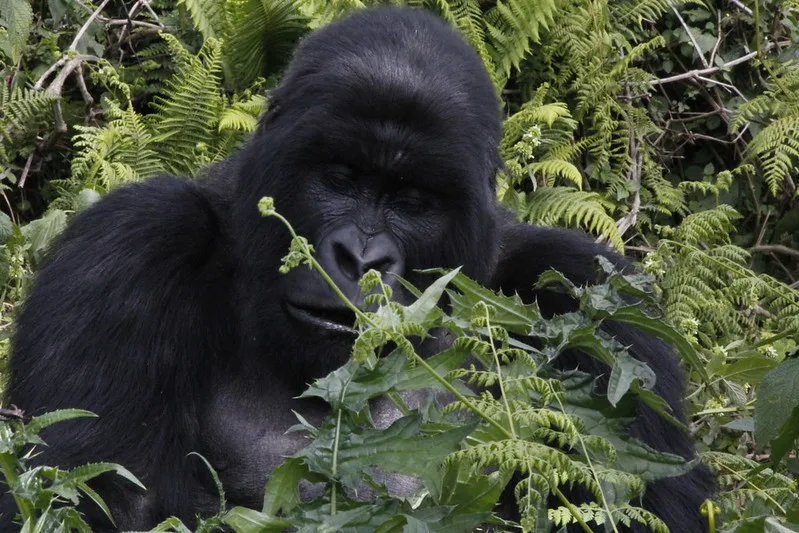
553, 486, 594, 533
553, 386, 618, 533
331, 408, 343, 515
412, 354, 513, 439
706, 499, 716, 533
0, 453, 34, 519
482, 305, 516, 438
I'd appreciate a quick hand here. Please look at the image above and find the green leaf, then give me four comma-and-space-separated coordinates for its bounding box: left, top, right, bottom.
53, 462, 145, 501
76, 482, 115, 525
0, 211, 12, 243
717, 356, 780, 384
607, 351, 656, 406
302, 348, 468, 413
606, 306, 708, 380
224, 507, 293, 532
296, 415, 473, 490
446, 270, 543, 335
755, 359, 799, 464
261, 458, 321, 516
731, 517, 799, 533
0, 0, 33, 63
21, 209, 68, 266
404, 268, 460, 324
27, 409, 97, 433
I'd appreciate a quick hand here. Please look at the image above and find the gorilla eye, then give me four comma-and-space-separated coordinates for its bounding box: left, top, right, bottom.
323, 165, 354, 188
395, 186, 434, 211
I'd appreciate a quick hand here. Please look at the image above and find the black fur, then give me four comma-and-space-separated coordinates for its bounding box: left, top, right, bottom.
1, 7, 712, 531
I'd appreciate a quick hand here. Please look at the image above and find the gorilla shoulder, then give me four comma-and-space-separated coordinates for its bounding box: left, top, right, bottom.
8, 176, 231, 417
47, 177, 228, 279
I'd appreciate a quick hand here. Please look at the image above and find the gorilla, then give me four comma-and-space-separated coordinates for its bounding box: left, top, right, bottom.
1, 7, 712, 532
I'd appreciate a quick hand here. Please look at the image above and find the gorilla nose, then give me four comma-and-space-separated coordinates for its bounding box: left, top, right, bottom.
333, 237, 403, 281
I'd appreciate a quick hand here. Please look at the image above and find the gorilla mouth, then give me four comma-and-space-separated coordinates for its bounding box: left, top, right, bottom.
285, 302, 358, 335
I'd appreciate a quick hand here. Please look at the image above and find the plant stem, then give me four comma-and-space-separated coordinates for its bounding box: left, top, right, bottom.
0, 453, 34, 519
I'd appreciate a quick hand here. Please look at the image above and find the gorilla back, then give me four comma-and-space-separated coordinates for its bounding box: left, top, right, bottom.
2, 7, 712, 531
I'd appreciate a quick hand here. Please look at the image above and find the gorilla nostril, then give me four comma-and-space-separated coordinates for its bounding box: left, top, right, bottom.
333, 242, 360, 281
362, 256, 396, 276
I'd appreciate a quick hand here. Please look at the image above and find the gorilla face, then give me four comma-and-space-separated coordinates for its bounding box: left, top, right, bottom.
230, 8, 503, 381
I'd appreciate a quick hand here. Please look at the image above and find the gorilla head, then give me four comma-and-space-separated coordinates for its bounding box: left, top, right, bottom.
231, 8, 504, 383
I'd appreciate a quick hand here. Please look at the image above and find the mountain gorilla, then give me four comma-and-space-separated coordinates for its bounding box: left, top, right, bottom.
2, 6, 712, 532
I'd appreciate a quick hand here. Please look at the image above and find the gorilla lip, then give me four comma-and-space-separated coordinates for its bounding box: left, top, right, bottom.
285, 302, 358, 335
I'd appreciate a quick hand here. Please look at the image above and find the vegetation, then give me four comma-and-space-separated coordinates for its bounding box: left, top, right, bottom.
1, 0, 798, 531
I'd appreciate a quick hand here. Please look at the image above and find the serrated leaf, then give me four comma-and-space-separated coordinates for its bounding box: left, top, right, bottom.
53, 462, 145, 500
606, 306, 707, 380
445, 270, 542, 334
296, 415, 473, 490
261, 458, 321, 516
28, 409, 97, 433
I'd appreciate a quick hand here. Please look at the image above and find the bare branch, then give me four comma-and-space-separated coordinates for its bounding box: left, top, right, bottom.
749, 245, 799, 260
728, 0, 753, 16
18, 153, 34, 189
69, 0, 112, 51
671, 4, 709, 68
650, 51, 758, 86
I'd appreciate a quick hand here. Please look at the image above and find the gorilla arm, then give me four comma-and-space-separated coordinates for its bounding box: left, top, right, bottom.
4, 177, 233, 528
490, 220, 714, 532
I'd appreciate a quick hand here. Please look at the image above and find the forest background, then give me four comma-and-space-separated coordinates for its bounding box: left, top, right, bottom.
1, 0, 799, 531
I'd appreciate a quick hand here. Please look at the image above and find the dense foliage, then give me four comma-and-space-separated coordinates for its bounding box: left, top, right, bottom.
1, 0, 799, 531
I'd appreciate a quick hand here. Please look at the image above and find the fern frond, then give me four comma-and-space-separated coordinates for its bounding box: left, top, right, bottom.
151, 35, 225, 176
218, 94, 266, 133
178, 0, 230, 40
483, 0, 557, 81
0, 86, 56, 140
227, 0, 309, 88
524, 187, 623, 251
528, 159, 583, 188
744, 115, 799, 196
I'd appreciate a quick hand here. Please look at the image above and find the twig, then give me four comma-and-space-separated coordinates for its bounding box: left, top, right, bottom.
69, 0, 112, 51
671, 3, 709, 68
34, 56, 67, 90
616, 83, 642, 239
106, 19, 162, 29
754, 212, 770, 249
18, 153, 34, 189
709, 10, 723, 66
696, 75, 746, 99
728, 0, 753, 16
75, 64, 94, 106
0, 177, 17, 225
650, 51, 758, 86
132, 0, 164, 26
749, 245, 799, 259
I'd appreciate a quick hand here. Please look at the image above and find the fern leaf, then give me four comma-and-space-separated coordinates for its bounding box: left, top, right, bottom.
178, 0, 229, 40
227, 0, 309, 88
525, 187, 624, 251
151, 36, 224, 176
528, 159, 583, 188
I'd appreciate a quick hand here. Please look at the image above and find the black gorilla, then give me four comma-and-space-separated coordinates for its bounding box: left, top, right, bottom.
2, 7, 712, 531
